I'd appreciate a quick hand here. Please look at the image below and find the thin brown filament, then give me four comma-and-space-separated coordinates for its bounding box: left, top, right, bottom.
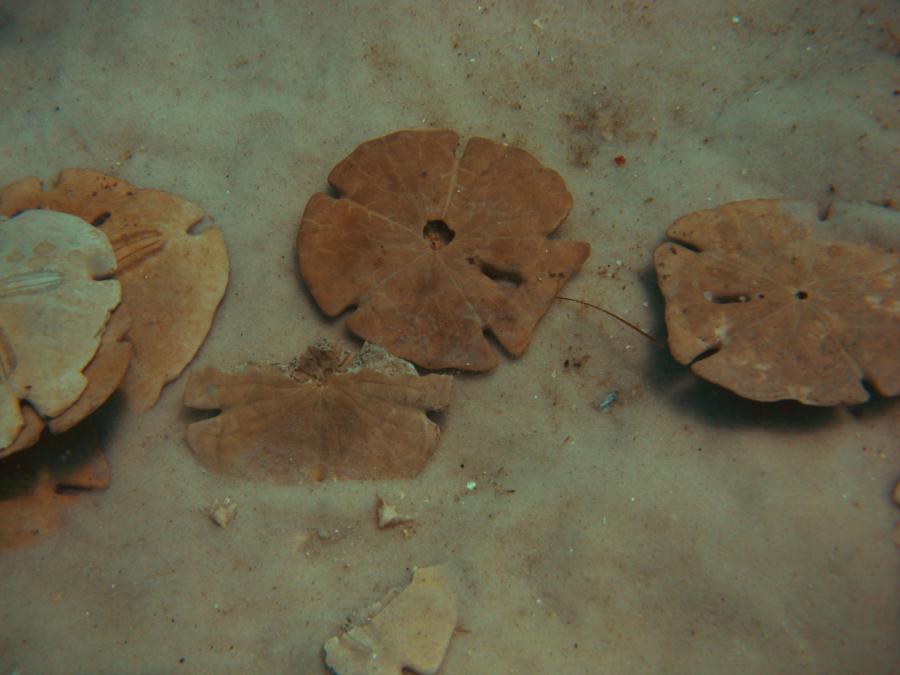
556, 295, 664, 348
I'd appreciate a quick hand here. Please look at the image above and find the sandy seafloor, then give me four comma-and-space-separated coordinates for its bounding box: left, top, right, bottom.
1, 1, 899, 673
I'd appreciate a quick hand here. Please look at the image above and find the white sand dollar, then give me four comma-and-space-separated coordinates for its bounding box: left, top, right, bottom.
0, 210, 120, 447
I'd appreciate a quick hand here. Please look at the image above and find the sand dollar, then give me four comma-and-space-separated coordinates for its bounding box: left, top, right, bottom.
0, 210, 120, 448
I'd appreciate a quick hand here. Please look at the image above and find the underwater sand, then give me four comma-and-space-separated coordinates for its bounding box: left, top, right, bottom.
1, 1, 898, 673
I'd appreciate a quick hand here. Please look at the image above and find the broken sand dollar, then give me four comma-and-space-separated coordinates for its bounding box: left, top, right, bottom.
0, 169, 229, 412
298, 129, 590, 371
0, 210, 120, 448
323, 566, 457, 675
0, 418, 109, 551
183, 341, 453, 482
654, 199, 900, 405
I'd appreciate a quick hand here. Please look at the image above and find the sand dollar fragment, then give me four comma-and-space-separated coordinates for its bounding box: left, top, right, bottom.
298, 129, 590, 371
184, 341, 453, 482
0, 419, 109, 551
323, 566, 457, 675
654, 200, 900, 405
0, 169, 229, 411
1, 210, 120, 448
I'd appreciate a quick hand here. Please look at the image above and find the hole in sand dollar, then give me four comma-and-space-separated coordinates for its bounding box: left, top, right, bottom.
422, 219, 455, 249
91, 212, 111, 227
480, 262, 522, 288
710, 293, 749, 304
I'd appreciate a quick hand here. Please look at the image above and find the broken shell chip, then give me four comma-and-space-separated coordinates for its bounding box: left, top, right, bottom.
1, 404, 44, 458
183, 341, 453, 482
654, 199, 900, 405
1, 210, 120, 448
298, 129, 590, 371
0, 169, 229, 412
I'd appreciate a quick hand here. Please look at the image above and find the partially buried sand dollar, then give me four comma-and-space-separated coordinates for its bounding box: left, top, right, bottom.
0, 169, 229, 412
298, 129, 590, 371
0, 210, 120, 449
0, 417, 109, 551
184, 340, 453, 482
654, 199, 899, 405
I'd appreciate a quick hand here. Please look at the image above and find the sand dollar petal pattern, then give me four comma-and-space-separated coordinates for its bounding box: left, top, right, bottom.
0, 210, 120, 448
654, 199, 900, 405
0, 169, 229, 412
298, 129, 590, 371
183, 341, 453, 482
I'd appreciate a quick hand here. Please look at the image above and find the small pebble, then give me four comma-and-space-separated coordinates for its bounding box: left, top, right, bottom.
210, 498, 237, 528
